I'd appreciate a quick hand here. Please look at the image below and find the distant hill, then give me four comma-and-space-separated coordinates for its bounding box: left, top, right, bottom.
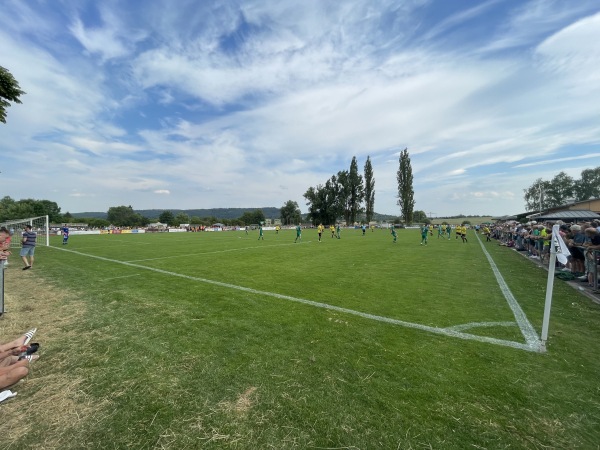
72, 207, 282, 220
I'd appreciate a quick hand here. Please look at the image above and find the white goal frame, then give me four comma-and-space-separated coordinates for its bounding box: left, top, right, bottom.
0, 215, 50, 247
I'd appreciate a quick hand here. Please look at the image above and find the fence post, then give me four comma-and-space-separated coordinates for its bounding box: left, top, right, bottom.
0, 260, 5, 316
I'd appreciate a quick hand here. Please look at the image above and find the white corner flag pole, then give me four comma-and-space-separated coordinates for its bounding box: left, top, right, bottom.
540, 224, 570, 351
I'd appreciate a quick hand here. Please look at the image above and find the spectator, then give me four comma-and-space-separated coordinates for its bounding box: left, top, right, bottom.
20, 224, 37, 270
0, 227, 11, 262
0, 329, 38, 391
583, 228, 600, 287
567, 225, 586, 276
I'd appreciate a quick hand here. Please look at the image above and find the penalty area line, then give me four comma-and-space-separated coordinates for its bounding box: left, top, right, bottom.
51, 246, 541, 353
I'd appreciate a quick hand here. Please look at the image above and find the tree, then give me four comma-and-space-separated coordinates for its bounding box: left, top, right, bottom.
364, 156, 375, 223
0, 196, 61, 222
397, 148, 415, 225
545, 172, 575, 208
158, 210, 175, 226
0, 66, 25, 124
239, 209, 265, 225
87, 218, 110, 228
174, 212, 190, 226
523, 178, 550, 211
106, 205, 147, 227
336, 170, 351, 224
280, 200, 302, 225
347, 156, 364, 224
413, 210, 428, 223
62, 212, 74, 222
574, 167, 600, 201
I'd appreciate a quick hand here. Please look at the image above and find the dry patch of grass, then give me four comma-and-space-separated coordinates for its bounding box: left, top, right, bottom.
0, 268, 105, 448
219, 386, 258, 415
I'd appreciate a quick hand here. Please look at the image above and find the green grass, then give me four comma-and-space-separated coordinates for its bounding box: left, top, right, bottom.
6, 227, 600, 448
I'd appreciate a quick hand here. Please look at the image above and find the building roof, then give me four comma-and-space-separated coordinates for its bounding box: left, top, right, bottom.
534, 210, 600, 221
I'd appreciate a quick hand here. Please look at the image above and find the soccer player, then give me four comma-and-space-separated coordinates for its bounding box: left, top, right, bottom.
61, 223, 69, 245
317, 223, 324, 242
336, 223, 341, 239
460, 225, 468, 243
437, 225, 444, 239
330, 225, 335, 238
428, 224, 434, 236
361, 224, 366, 236
258, 225, 264, 241
294, 224, 302, 243
420, 224, 428, 245
275, 225, 280, 234
391, 225, 397, 243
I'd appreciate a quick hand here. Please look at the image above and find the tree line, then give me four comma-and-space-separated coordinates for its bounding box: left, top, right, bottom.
523, 167, 600, 211
302, 156, 376, 225
0, 196, 305, 228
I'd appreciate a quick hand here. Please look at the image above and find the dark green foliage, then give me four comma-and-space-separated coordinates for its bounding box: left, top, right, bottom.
0, 196, 61, 222
0, 66, 25, 124
524, 166, 600, 210
397, 148, 415, 224
347, 156, 364, 224
158, 210, 175, 225
239, 209, 265, 225
364, 156, 375, 223
108, 205, 149, 227
280, 200, 302, 225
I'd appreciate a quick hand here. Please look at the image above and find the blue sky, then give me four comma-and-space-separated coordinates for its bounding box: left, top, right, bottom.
1, 0, 599, 217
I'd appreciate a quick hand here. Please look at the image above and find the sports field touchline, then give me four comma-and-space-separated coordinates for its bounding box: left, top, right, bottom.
50, 245, 542, 353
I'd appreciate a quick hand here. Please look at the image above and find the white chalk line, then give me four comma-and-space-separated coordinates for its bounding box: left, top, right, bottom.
447, 321, 518, 332
51, 246, 539, 352
474, 233, 540, 349
127, 241, 312, 263
98, 274, 141, 282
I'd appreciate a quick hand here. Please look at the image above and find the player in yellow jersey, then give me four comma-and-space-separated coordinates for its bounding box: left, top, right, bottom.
317, 224, 324, 242
330, 225, 335, 238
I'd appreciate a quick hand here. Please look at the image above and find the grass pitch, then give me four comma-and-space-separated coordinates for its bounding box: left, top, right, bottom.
2, 227, 600, 448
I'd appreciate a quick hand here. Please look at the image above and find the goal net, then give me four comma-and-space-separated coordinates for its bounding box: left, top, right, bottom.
0, 215, 50, 248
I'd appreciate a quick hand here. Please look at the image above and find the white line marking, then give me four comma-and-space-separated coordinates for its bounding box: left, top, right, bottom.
51, 246, 540, 352
98, 274, 141, 282
127, 241, 310, 263
447, 321, 517, 332
475, 233, 541, 348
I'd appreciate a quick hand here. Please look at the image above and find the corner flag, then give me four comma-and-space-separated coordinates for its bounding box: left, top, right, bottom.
540, 224, 571, 350
552, 226, 570, 265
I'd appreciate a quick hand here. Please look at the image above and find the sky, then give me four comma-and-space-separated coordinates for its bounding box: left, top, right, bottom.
1, 0, 599, 218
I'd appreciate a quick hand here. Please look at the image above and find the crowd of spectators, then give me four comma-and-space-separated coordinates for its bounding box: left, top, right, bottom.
489, 220, 600, 292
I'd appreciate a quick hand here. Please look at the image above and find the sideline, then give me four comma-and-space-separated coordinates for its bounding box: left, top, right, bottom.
474, 233, 540, 348
49, 246, 541, 352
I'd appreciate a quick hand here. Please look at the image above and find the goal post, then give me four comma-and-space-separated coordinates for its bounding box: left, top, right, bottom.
0, 215, 50, 248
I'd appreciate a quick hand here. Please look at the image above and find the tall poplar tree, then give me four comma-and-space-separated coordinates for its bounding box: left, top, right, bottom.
348, 156, 364, 224
364, 156, 375, 223
396, 148, 415, 225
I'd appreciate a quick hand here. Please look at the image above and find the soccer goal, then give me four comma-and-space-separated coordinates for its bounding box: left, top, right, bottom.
0, 215, 50, 248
